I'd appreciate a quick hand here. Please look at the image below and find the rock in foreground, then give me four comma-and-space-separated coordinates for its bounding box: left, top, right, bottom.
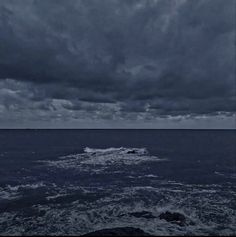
81, 227, 152, 236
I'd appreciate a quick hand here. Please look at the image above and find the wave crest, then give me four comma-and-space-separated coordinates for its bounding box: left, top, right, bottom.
43, 147, 165, 171
84, 147, 148, 155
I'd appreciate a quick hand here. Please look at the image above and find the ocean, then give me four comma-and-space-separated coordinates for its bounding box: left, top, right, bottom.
0, 129, 235, 235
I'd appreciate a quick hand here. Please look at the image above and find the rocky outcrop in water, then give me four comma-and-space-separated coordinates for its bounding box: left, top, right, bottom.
126, 150, 136, 154
118, 210, 194, 227
81, 227, 152, 236
159, 211, 194, 226
81, 211, 194, 236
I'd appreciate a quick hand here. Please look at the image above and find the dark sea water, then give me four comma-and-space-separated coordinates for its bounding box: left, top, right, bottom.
0, 129, 235, 236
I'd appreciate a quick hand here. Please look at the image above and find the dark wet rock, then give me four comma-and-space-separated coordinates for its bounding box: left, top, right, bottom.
159, 211, 188, 226
81, 227, 152, 236
127, 150, 136, 154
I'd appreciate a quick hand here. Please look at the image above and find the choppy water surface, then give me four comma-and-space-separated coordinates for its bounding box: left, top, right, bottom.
0, 130, 235, 235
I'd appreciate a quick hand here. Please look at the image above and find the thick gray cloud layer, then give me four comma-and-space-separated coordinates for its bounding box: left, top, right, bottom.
0, 0, 235, 128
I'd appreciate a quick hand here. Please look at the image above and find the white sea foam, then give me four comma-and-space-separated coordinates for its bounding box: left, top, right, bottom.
46, 193, 68, 200
6, 182, 46, 191
0, 182, 46, 200
44, 147, 166, 172
0, 190, 19, 200
84, 147, 148, 155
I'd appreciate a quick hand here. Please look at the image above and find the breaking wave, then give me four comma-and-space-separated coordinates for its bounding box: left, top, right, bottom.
0, 182, 46, 200
42, 147, 166, 173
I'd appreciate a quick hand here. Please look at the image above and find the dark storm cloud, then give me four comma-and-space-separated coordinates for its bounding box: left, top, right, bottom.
0, 0, 235, 123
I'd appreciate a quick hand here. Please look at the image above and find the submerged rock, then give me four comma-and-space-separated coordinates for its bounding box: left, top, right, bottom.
159, 211, 186, 226
127, 150, 136, 154
128, 211, 156, 219
159, 211, 194, 226
81, 227, 151, 236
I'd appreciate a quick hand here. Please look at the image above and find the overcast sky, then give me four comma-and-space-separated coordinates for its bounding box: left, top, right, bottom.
0, 0, 235, 128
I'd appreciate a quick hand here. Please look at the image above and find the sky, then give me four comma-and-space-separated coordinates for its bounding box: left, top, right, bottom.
0, 0, 235, 129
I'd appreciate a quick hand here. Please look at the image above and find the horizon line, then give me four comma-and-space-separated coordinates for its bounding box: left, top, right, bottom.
0, 128, 235, 130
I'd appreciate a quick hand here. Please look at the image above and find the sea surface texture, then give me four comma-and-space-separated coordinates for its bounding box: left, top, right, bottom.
0, 129, 235, 236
